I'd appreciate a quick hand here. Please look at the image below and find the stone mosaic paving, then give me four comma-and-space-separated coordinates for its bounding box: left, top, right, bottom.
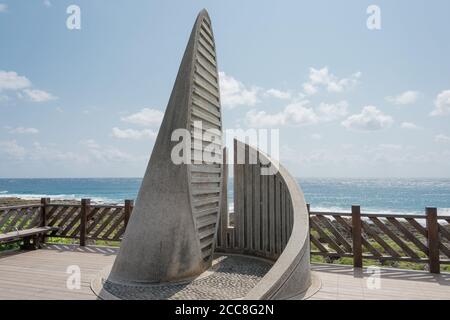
103, 255, 272, 300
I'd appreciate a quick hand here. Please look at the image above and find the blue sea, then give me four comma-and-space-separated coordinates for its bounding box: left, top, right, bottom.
0, 178, 450, 215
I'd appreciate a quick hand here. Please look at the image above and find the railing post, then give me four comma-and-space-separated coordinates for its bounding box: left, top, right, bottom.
40, 198, 50, 245
80, 199, 90, 247
351, 205, 363, 268
124, 199, 134, 229
426, 207, 440, 274
40, 197, 50, 227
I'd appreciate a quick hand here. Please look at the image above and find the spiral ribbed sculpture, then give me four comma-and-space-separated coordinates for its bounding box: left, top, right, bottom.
107, 9, 223, 284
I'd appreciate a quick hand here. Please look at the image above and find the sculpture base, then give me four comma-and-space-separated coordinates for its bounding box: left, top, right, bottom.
91, 254, 274, 300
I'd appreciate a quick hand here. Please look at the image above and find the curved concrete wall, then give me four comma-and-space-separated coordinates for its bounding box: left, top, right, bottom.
216, 140, 311, 299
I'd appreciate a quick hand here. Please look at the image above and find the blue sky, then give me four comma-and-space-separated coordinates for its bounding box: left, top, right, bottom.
1, 0, 450, 178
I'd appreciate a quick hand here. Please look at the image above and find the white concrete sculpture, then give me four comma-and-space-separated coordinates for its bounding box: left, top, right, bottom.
108, 9, 223, 284
93, 9, 315, 300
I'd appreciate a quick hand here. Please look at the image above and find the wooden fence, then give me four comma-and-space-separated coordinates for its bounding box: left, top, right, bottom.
308, 205, 450, 273
0, 198, 133, 245
1, 198, 449, 273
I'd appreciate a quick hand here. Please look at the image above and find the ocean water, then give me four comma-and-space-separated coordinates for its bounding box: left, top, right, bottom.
0, 178, 449, 215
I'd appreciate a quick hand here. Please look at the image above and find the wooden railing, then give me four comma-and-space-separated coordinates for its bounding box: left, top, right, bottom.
0, 198, 133, 245
1, 199, 449, 273
0, 203, 43, 234
308, 205, 450, 273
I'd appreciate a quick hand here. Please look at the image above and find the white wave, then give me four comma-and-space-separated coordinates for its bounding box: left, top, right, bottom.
309, 206, 352, 214
0, 193, 76, 200
0, 191, 8, 194
0, 193, 120, 204
438, 208, 450, 216
308, 205, 435, 216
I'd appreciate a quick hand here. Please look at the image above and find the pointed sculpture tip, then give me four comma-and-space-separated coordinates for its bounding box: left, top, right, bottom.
198, 8, 210, 19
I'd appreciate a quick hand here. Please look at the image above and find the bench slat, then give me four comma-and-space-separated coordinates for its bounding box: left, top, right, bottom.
0, 227, 59, 242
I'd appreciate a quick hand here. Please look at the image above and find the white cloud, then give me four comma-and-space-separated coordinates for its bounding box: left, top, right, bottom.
245, 102, 321, 128
91, 147, 133, 162
400, 122, 419, 130
79, 139, 137, 163
386, 91, 420, 105
31, 142, 88, 163
245, 100, 349, 128
311, 133, 322, 140
112, 127, 157, 140
431, 90, 450, 116
22, 89, 57, 102
0, 140, 88, 163
43, 0, 51, 7
435, 134, 450, 143
282, 142, 450, 177
219, 71, 260, 108
121, 108, 163, 127
245, 109, 287, 128
342, 106, 394, 131
0, 138, 141, 167
284, 102, 319, 126
376, 144, 403, 150
265, 88, 291, 100
0, 70, 57, 103
317, 101, 348, 121
303, 83, 318, 95
0, 71, 31, 91
80, 139, 100, 149
0, 4, 7, 12
303, 67, 361, 95
0, 140, 27, 159
8, 127, 39, 134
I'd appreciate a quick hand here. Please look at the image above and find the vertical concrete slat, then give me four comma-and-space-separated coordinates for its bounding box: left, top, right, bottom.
275, 177, 282, 255
288, 195, 293, 236
281, 184, 287, 250
230, 227, 235, 249
239, 143, 246, 250
279, 183, 284, 250
261, 169, 269, 254
233, 140, 242, 249
253, 153, 261, 252
287, 194, 292, 242
285, 194, 290, 241
219, 150, 228, 250
269, 173, 275, 256
245, 144, 253, 250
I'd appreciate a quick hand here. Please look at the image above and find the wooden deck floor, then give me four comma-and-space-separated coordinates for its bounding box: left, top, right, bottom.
0, 245, 449, 300
0, 245, 117, 300
309, 263, 450, 300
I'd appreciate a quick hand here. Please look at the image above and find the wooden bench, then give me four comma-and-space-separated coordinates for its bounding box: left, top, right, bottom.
0, 226, 59, 250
